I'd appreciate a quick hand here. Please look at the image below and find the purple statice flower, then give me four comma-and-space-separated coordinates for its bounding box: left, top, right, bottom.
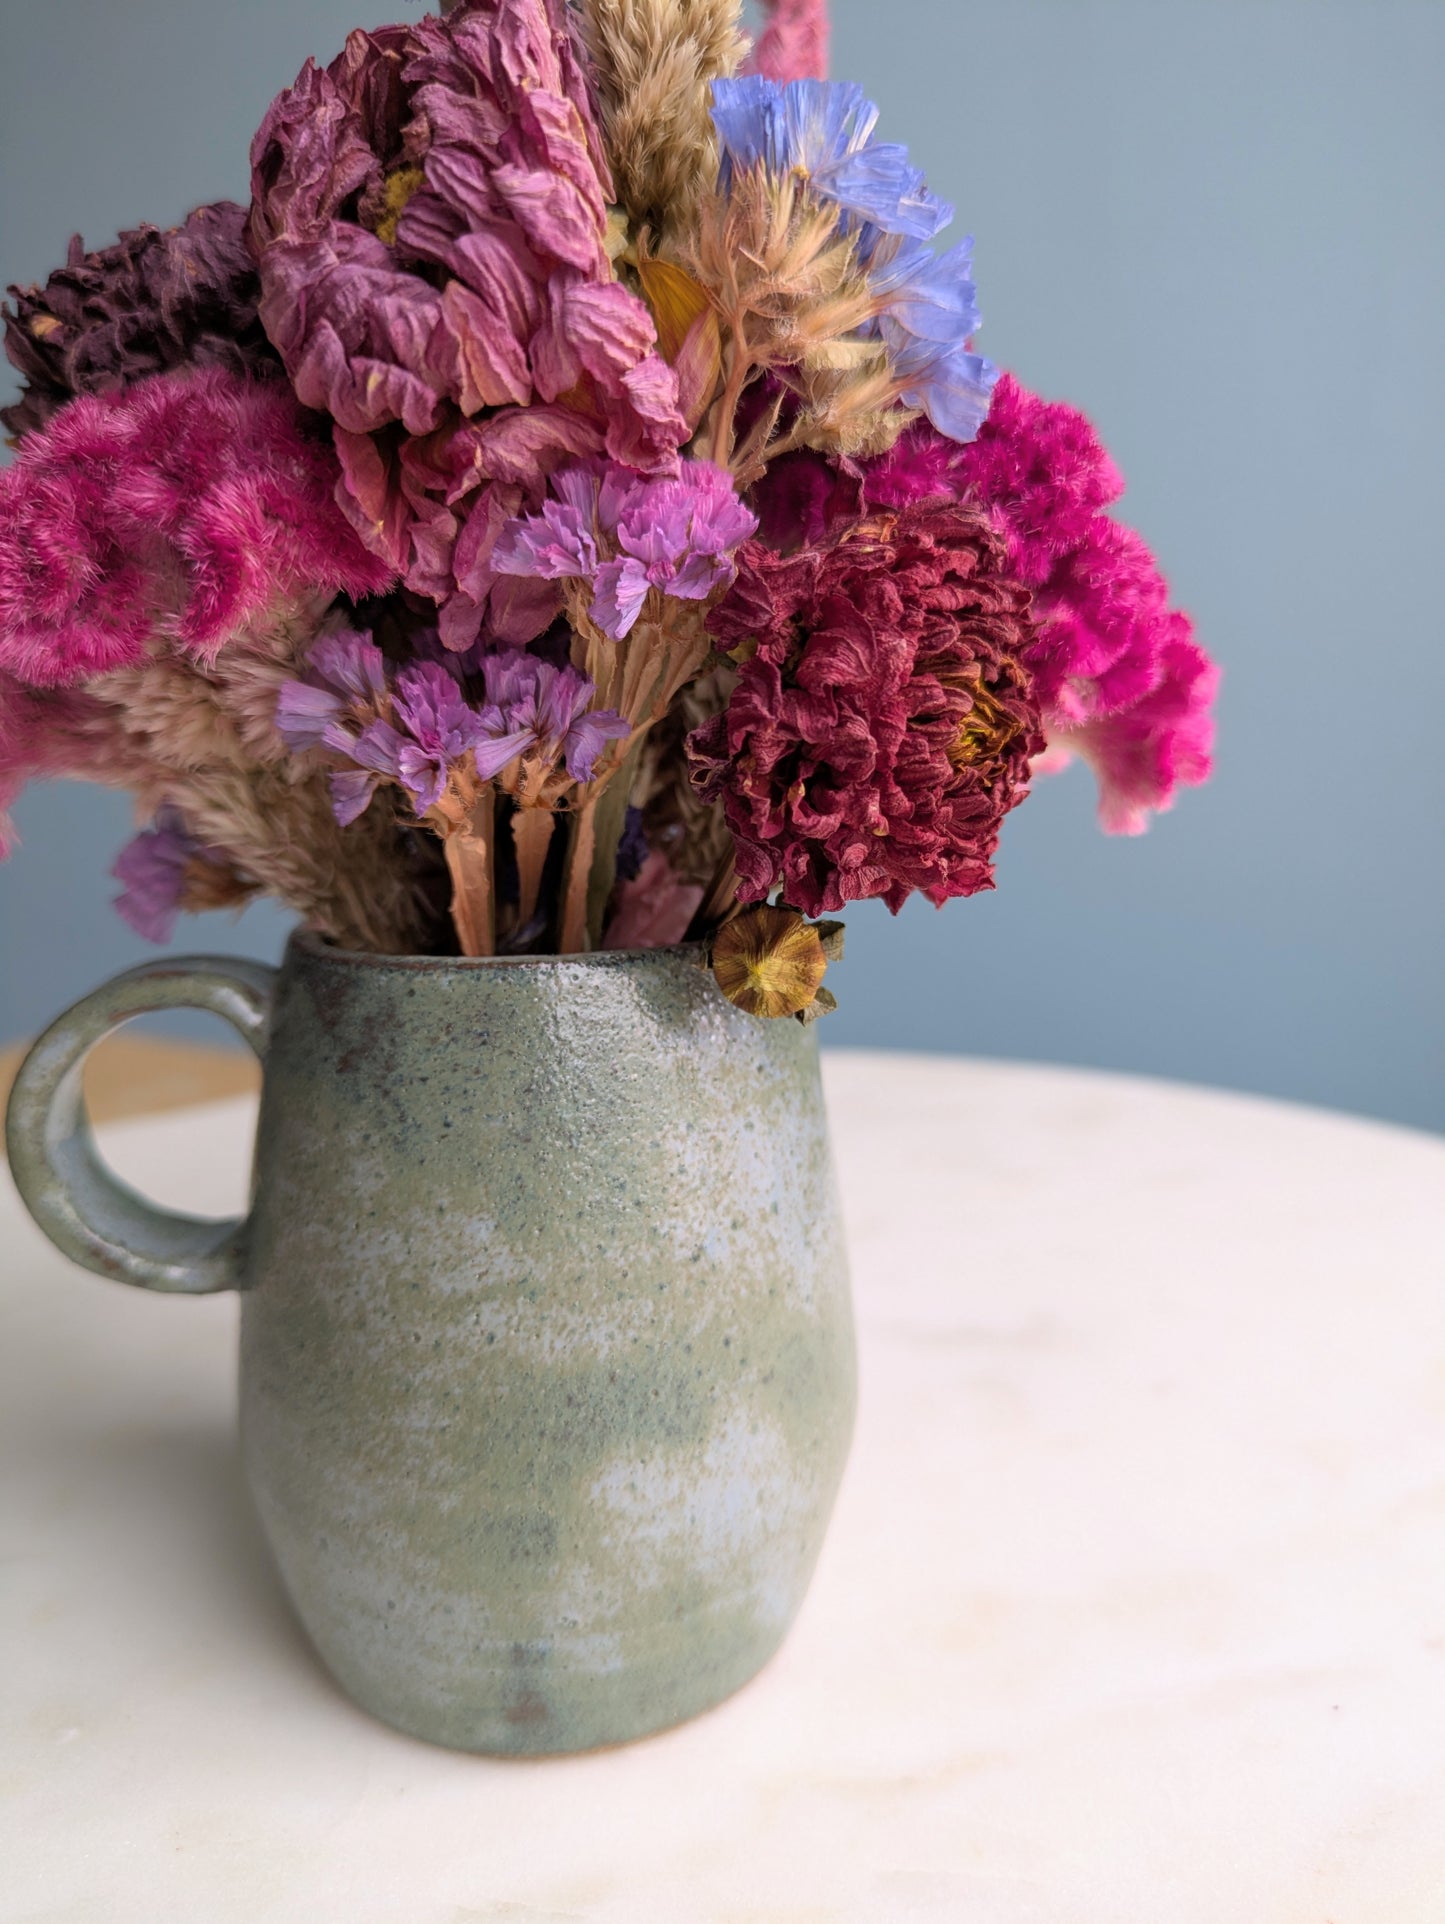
710, 78, 951, 242
274, 629, 388, 751
708, 77, 998, 446
386, 661, 489, 813
475, 653, 629, 784
492, 460, 759, 639
327, 659, 491, 823
278, 633, 494, 823
111, 808, 203, 943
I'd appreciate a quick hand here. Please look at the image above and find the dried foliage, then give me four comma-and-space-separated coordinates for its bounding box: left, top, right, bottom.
634, 666, 735, 888
692, 170, 911, 474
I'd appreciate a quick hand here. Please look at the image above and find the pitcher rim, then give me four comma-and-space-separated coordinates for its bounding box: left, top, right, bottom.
289, 930, 709, 974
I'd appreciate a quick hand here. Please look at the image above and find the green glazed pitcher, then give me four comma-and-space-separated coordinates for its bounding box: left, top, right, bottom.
4, 934, 856, 1754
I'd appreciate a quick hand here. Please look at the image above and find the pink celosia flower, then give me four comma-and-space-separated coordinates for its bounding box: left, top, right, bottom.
0, 369, 394, 688
248, 1, 688, 649
692, 501, 1045, 916
1065, 623, 1217, 835
492, 459, 758, 638
862, 373, 1217, 831
867, 374, 1126, 587
0, 673, 105, 856
745, 0, 830, 86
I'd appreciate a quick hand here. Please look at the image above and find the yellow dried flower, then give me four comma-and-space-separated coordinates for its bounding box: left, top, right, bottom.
712, 904, 840, 1020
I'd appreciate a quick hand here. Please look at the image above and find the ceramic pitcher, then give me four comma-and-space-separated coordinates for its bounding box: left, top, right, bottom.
5, 934, 856, 1754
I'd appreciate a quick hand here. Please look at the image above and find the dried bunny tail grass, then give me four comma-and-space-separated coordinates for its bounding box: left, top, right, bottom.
578, 0, 746, 241
37, 593, 429, 951
150, 764, 428, 955
89, 594, 336, 775
636, 664, 735, 887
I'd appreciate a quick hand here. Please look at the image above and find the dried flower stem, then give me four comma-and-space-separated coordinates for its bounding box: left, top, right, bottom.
710, 322, 755, 468
691, 850, 740, 937
444, 787, 497, 958
510, 805, 554, 933
559, 792, 600, 954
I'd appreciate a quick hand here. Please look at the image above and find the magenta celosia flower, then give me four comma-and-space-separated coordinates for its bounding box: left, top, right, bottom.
111, 807, 205, 943
861, 374, 1217, 831
2, 203, 277, 442
492, 459, 758, 638
475, 651, 629, 782
692, 501, 1044, 916
248, 1, 688, 649
0, 369, 394, 689
867, 374, 1126, 586
1066, 624, 1217, 835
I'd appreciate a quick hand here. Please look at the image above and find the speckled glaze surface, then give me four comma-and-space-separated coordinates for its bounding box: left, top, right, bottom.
7, 935, 855, 1755
246, 937, 856, 1752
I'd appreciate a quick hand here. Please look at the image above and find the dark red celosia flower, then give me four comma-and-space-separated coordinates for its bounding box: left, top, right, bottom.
690, 501, 1045, 916
862, 374, 1218, 832
1, 203, 276, 442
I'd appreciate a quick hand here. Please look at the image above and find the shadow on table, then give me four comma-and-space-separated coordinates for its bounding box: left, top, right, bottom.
37, 1420, 329, 1695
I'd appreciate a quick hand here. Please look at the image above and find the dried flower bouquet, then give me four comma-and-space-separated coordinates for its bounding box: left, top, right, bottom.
0, 0, 1217, 1022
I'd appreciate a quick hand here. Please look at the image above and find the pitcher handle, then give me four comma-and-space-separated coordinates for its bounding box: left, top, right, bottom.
4, 957, 277, 1295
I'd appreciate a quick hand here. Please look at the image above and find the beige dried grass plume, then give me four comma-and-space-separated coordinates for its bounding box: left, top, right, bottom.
61, 596, 430, 954
577, 0, 747, 242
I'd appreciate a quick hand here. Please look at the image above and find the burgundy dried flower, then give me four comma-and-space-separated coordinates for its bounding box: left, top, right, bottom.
248, 0, 688, 648
691, 501, 1045, 916
2, 203, 277, 443
0, 368, 395, 688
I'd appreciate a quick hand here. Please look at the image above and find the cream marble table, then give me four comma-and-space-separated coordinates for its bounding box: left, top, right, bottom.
3, 1052, 1445, 1924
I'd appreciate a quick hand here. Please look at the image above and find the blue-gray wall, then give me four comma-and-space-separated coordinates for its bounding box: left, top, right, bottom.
2, 1, 1442, 1129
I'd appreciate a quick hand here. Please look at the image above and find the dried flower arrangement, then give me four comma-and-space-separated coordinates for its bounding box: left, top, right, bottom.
0, 0, 1217, 1022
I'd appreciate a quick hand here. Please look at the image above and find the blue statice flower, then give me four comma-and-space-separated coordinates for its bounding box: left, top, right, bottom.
868, 238, 999, 444
711, 77, 952, 243
709, 76, 999, 445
